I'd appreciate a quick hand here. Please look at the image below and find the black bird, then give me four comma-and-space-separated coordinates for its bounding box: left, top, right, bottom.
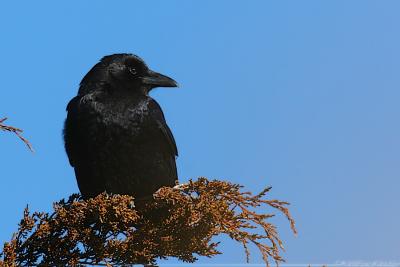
64, 54, 179, 200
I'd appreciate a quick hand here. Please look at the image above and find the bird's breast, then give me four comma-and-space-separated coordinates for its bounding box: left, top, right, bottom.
95, 97, 150, 128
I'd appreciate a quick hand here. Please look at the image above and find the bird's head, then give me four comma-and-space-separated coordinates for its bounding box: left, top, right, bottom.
79, 53, 178, 95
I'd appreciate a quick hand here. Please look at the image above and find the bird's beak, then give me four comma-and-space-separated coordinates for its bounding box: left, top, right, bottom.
141, 70, 178, 88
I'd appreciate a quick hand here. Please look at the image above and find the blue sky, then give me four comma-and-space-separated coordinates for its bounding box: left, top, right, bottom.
1, 0, 399, 265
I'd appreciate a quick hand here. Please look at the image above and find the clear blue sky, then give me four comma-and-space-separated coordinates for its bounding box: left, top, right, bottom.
1, 1, 399, 265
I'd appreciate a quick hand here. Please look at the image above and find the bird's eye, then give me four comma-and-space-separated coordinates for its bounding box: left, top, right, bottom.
128, 67, 137, 75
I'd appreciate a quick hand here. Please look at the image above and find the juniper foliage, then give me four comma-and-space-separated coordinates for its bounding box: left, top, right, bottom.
0, 178, 296, 266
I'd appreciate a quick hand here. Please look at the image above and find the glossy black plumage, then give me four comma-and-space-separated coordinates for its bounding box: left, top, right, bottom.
64, 54, 178, 199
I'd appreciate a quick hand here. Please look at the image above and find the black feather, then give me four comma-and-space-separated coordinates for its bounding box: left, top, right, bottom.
64, 54, 179, 199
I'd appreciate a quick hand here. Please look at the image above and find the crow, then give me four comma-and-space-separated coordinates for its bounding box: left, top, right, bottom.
64, 54, 179, 200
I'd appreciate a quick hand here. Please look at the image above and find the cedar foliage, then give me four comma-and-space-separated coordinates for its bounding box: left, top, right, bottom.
0, 178, 296, 266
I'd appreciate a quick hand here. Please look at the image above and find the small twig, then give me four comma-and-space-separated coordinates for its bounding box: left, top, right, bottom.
0, 117, 34, 152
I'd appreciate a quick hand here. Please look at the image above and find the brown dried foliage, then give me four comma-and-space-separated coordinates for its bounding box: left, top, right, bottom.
0, 178, 296, 267
0, 117, 33, 152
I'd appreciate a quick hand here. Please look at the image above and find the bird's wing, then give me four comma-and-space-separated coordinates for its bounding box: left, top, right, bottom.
148, 99, 178, 157
157, 120, 178, 157
64, 96, 81, 167
64, 92, 103, 167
